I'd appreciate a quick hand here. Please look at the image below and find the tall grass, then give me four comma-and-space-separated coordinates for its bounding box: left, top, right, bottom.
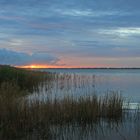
0, 82, 50, 139
0, 81, 124, 139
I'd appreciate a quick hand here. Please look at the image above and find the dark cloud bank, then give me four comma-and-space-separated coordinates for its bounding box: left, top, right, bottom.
0, 49, 58, 66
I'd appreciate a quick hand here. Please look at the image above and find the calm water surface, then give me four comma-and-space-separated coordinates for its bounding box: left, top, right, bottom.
35, 68, 140, 103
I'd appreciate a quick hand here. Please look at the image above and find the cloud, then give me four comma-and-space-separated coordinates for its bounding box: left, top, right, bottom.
0, 15, 24, 21
54, 9, 130, 17
98, 27, 140, 37
0, 49, 59, 66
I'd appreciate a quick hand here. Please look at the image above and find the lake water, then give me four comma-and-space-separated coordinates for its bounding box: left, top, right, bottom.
30, 68, 140, 140
50, 120, 140, 140
34, 68, 140, 103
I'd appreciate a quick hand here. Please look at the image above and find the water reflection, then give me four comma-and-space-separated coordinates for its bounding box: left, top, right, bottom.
50, 118, 140, 140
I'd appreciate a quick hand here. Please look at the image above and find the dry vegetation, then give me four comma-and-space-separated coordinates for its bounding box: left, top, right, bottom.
0, 85, 123, 138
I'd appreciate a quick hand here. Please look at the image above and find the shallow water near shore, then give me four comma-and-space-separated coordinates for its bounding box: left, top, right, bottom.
31, 68, 140, 103
26, 68, 140, 140
50, 119, 140, 140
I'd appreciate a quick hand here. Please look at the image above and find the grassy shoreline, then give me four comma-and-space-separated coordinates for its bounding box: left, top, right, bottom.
0, 65, 53, 92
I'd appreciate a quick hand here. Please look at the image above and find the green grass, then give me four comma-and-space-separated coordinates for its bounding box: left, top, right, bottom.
0, 65, 52, 92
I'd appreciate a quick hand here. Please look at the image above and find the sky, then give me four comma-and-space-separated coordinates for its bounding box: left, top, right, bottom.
0, 0, 140, 68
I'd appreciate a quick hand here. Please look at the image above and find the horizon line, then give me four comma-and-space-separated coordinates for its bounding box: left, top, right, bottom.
1, 65, 140, 69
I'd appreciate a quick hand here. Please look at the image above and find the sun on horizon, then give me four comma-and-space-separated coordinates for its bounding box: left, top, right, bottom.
17, 65, 50, 69
16, 64, 99, 69
16, 64, 75, 69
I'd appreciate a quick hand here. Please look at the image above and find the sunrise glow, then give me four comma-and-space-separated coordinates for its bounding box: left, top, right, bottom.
17, 64, 69, 69
17, 65, 49, 69
17, 64, 98, 69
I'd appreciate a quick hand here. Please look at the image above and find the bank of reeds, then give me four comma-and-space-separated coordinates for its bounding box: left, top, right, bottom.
0, 81, 124, 139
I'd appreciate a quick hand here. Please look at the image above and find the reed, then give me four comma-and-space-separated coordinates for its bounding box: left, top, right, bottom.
0, 81, 124, 139
0, 82, 51, 139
